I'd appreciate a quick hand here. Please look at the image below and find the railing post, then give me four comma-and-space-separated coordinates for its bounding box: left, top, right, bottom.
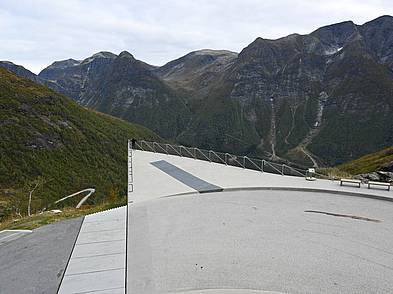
179, 146, 182, 157
262, 160, 264, 172
243, 156, 246, 168
281, 164, 284, 176
209, 150, 212, 162
194, 148, 197, 159
225, 153, 228, 165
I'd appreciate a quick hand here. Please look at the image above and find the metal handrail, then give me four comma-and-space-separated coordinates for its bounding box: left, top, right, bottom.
153, 142, 167, 154
284, 164, 306, 177
139, 141, 154, 152
166, 144, 181, 156
209, 150, 226, 164
55, 188, 95, 208
134, 140, 309, 178
195, 148, 211, 161
180, 146, 194, 158
245, 156, 262, 171
227, 153, 244, 168
263, 160, 284, 175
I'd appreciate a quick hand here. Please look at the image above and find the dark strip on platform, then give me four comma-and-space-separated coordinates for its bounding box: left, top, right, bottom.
151, 160, 223, 193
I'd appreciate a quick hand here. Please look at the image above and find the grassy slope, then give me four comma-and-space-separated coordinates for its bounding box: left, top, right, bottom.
0, 197, 127, 231
0, 67, 158, 219
337, 145, 393, 175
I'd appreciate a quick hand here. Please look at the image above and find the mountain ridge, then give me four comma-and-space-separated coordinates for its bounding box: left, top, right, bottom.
2, 15, 393, 167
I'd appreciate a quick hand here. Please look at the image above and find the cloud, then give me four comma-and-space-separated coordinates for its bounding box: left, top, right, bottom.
0, 0, 392, 73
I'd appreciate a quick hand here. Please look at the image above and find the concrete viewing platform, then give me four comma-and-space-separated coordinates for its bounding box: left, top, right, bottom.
127, 150, 393, 294
130, 150, 393, 203
1, 149, 393, 293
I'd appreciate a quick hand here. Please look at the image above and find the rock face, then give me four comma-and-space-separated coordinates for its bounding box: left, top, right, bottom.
3, 15, 393, 167
381, 161, 393, 172
0, 61, 63, 93
155, 49, 238, 94
356, 171, 393, 183
38, 51, 190, 138
175, 16, 393, 167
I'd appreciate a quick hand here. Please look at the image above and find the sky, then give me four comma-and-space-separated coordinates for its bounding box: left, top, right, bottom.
1, 0, 392, 74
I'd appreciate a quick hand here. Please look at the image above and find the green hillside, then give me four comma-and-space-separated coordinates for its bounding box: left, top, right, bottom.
338, 145, 393, 174
0, 68, 158, 220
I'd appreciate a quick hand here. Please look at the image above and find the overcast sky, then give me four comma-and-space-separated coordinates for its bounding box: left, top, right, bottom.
1, 0, 392, 74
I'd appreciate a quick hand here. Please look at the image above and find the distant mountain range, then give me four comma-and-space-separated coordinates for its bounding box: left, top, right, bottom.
2, 15, 393, 167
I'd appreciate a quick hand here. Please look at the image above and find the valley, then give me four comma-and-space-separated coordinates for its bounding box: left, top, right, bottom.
2, 16, 393, 169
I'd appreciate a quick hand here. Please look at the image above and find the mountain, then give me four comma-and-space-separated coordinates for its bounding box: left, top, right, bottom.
38, 51, 190, 138
0, 61, 42, 83
0, 61, 65, 94
175, 16, 393, 166
0, 67, 158, 219
155, 49, 238, 94
4, 15, 393, 167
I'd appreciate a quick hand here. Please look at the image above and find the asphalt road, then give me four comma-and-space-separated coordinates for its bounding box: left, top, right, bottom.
0, 217, 83, 294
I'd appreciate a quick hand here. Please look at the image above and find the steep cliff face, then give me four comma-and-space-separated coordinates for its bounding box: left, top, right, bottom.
176, 33, 333, 162
39, 52, 117, 102
359, 16, 393, 71
177, 16, 393, 166
309, 38, 393, 165
156, 49, 238, 95
38, 51, 190, 138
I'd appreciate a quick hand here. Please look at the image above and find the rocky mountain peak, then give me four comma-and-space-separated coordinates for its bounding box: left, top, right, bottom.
118, 51, 135, 60
363, 15, 393, 26
311, 20, 357, 48
80, 51, 117, 65
190, 49, 237, 57
91, 51, 117, 59
156, 49, 238, 92
0, 61, 15, 65
359, 15, 393, 68
46, 59, 81, 70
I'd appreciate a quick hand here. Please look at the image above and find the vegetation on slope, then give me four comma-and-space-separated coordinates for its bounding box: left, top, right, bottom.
0, 196, 127, 231
337, 145, 393, 175
0, 68, 159, 221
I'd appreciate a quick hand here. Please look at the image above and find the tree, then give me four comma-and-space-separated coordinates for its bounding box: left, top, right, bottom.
27, 177, 45, 216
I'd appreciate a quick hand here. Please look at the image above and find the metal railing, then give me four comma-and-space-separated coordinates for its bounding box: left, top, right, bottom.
134, 140, 309, 178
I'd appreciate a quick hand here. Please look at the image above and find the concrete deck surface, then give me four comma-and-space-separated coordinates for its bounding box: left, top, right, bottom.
128, 150, 393, 294
128, 190, 393, 294
131, 150, 393, 203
